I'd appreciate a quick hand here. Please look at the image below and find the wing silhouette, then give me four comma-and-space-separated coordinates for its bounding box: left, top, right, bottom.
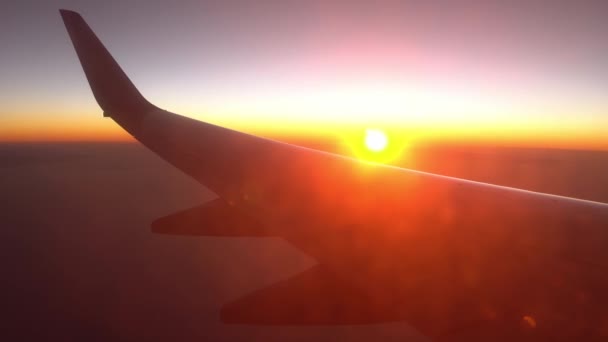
61, 9, 608, 340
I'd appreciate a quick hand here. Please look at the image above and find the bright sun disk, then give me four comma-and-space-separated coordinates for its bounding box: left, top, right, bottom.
364, 129, 388, 152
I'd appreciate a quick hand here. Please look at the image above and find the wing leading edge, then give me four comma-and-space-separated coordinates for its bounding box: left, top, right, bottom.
61, 10, 608, 340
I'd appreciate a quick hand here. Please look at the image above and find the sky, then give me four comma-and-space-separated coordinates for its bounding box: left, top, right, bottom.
2, 0, 608, 149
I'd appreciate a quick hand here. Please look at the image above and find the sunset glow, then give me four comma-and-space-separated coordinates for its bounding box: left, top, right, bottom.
342, 129, 410, 164
1, 1, 607, 151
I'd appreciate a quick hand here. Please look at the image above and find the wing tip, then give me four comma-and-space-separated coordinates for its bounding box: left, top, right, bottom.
58, 7, 154, 130
59, 9, 80, 20
59, 10, 85, 36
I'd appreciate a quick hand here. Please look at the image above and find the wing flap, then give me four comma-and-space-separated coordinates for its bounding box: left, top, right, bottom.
151, 199, 272, 236
220, 266, 403, 325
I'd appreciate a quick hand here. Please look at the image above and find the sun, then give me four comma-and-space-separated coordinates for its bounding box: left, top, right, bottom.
364, 129, 388, 152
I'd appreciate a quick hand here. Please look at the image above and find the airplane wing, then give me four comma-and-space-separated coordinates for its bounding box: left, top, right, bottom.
60, 9, 608, 341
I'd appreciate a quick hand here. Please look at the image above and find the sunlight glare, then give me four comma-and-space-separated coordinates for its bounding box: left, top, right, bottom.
365, 129, 388, 152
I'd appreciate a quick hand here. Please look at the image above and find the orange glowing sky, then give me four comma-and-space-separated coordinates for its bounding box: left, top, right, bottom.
2, 1, 608, 150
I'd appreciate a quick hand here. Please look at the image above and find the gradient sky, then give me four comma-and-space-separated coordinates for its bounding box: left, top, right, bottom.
2, 0, 608, 148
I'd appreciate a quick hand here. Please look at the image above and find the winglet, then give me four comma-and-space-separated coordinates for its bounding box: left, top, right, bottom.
60, 9, 156, 133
